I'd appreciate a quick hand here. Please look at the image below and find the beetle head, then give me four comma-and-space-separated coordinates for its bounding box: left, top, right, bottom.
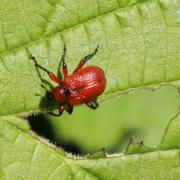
52, 86, 71, 103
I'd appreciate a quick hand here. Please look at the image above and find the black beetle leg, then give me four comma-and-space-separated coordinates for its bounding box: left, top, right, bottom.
47, 104, 64, 116
47, 111, 61, 117
74, 45, 99, 72
86, 99, 99, 110
66, 103, 73, 114
41, 84, 53, 100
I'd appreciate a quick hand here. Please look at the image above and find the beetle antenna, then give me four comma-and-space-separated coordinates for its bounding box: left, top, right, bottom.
30, 55, 50, 74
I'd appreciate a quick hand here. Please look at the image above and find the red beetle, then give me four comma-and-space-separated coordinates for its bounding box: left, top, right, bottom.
30, 45, 106, 116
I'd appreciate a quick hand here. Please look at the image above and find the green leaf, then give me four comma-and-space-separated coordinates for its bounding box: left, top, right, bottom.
0, 0, 180, 179
160, 112, 180, 150
1, 113, 180, 179
0, 0, 180, 115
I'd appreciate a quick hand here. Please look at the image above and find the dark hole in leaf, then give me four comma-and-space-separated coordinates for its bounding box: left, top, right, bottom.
28, 113, 84, 155
27, 113, 140, 155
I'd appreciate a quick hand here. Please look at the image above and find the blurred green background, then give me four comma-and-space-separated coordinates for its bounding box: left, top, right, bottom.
29, 86, 180, 154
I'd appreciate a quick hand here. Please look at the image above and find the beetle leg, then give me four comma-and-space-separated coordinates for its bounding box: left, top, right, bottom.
58, 104, 64, 115
74, 45, 99, 72
60, 45, 68, 78
41, 84, 54, 100
47, 105, 64, 116
47, 111, 61, 117
47, 111, 62, 117
30, 55, 61, 84
86, 100, 99, 110
66, 103, 73, 114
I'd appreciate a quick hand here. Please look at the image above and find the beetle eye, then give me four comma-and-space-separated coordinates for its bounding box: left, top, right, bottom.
64, 89, 70, 97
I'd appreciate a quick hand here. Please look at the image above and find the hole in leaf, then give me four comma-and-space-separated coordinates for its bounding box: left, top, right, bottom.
28, 113, 81, 155
28, 86, 180, 155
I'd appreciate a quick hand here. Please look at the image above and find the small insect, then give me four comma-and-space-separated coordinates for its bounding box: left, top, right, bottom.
30, 45, 106, 116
